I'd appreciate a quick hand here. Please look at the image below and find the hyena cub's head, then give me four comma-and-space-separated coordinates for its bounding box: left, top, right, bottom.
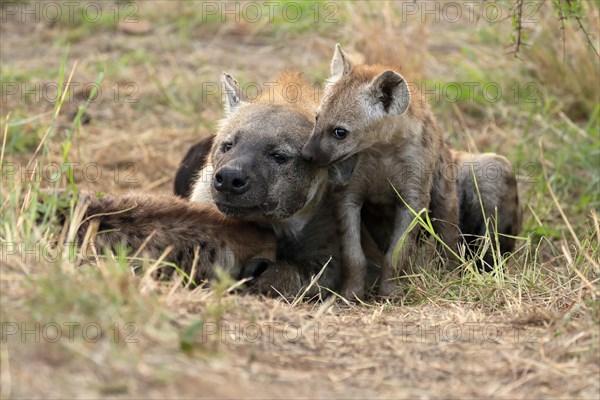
209, 72, 327, 220
302, 44, 411, 167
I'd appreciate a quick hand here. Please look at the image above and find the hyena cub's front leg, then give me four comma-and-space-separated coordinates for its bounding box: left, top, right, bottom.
379, 192, 430, 297
336, 193, 368, 300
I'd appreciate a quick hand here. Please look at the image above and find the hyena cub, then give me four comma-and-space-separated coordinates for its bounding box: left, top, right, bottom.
70, 191, 275, 284
302, 45, 459, 299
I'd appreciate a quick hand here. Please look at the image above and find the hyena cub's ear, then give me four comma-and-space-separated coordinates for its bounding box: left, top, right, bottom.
221, 72, 244, 116
330, 43, 352, 80
369, 70, 410, 115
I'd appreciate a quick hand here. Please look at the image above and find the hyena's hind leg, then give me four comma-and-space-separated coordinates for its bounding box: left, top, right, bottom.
428, 154, 461, 268
379, 204, 423, 297
455, 152, 522, 270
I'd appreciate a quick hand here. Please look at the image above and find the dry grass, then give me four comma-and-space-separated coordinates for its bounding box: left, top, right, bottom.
1, 1, 599, 399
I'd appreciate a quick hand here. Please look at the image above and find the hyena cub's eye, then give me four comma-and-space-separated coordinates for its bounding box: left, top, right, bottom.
222, 142, 233, 152
332, 127, 348, 139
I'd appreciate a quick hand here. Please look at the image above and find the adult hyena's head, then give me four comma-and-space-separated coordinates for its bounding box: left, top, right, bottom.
208, 72, 327, 220
301, 44, 412, 167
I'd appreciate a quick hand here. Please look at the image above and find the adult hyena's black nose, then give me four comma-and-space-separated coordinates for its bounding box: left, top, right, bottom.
213, 165, 250, 195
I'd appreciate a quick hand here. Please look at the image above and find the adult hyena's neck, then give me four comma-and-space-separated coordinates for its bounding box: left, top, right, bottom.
189, 164, 215, 205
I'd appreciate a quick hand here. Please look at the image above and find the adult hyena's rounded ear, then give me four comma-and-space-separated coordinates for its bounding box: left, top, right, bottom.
369, 70, 410, 116
221, 71, 244, 116
330, 43, 352, 80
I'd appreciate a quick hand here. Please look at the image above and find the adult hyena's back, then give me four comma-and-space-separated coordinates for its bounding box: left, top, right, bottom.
69, 191, 275, 283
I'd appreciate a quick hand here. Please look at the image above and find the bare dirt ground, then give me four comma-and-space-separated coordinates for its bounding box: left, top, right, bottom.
1, 1, 599, 399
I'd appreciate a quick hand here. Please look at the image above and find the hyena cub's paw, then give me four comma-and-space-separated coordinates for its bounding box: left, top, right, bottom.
341, 282, 365, 302
378, 280, 405, 299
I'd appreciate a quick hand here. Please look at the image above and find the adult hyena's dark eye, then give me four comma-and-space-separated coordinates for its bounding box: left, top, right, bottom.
270, 152, 289, 164
222, 142, 233, 152
332, 127, 348, 139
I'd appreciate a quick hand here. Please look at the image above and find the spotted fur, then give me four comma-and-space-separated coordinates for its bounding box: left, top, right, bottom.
452, 150, 522, 269
72, 191, 275, 285
302, 45, 460, 299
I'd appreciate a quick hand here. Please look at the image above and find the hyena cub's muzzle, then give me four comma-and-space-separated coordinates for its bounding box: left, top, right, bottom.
301, 134, 334, 167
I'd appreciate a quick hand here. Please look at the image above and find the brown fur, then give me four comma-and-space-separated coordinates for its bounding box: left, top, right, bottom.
171, 69, 521, 299
189, 72, 347, 298
72, 191, 275, 285
302, 45, 459, 299
451, 150, 522, 268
